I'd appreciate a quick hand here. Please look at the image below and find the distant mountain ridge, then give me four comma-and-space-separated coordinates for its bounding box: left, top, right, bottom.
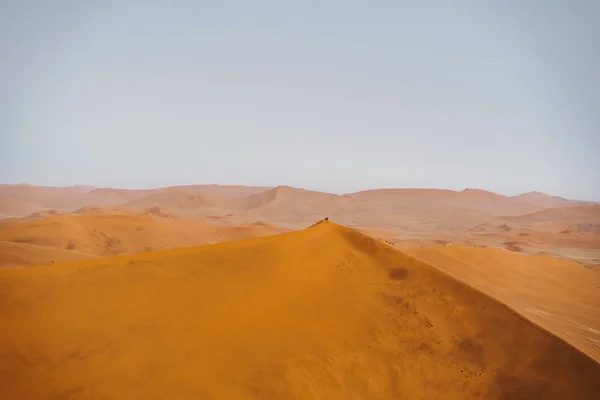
0, 184, 591, 232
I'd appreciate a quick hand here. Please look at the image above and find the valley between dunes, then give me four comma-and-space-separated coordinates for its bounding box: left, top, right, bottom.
1, 221, 599, 399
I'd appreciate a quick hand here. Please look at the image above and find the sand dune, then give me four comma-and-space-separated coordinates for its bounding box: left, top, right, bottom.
405, 246, 600, 362
22, 209, 65, 219
503, 204, 600, 224
0, 194, 46, 218
1, 183, 597, 268
241, 186, 281, 210
0, 184, 590, 229
245, 186, 345, 226
241, 186, 542, 230
467, 223, 513, 233
0, 212, 285, 267
0, 186, 149, 215
0, 241, 97, 268
497, 205, 600, 238
110, 186, 273, 216
0, 185, 271, 217
83, 188, 156, 205
141, 206, 179, 219
0, 185, 102, 210
511, 191, 583, 208
107, 185, 271, 209
123, 189, 236, 213
71, 205, 142, 216
348, 188, 544, 217
166, 184, 272, 197
0, 221, 597, 399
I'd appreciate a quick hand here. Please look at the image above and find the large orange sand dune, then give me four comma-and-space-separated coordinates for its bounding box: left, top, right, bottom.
1, 221, 598, 399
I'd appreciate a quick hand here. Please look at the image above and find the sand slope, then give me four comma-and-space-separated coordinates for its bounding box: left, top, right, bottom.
0, 241, 97, 268
405, 246, 600, 362
0, 221, 598, 399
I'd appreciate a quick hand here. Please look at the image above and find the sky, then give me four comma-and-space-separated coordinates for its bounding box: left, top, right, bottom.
1, 1, 598, 200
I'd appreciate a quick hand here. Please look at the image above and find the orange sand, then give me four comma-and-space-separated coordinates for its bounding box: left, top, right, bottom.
0, 241, 97, 268
405, 246, 600, 362
0, 221, 598, 399
0, 212, 285, 268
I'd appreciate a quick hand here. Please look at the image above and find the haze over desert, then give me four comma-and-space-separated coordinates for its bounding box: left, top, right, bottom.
2, 1, 600, 398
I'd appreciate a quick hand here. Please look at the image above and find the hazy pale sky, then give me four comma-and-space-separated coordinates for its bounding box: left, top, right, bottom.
1, 1, 598, 199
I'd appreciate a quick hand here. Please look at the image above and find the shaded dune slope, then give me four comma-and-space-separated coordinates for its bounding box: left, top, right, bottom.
405, 246, 600, 362
242, 186, 280, 210
0, 221, 598, 399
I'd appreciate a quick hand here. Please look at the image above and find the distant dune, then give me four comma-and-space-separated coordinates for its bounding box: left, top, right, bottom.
22, 209, 65, 219
0, 184, 590, 226
0, 185, 102, 210
337, 188, 547, 232
1, 221, 598, 399
241, 186, 280, 210
84, 188, 156, 205
0, 194, 46, 218
124, 189, 225, 210
1, 183, 597, 267
0, 241, 97, 268
467, 223, 513, 233
348, 188, 543, 215
511, 191, 581, 208
0, 211, 286, 267
0, 185, 272, 217
241, 186, 547, 230
166, 184, 272, 198
71, 205, 141, 216
245, 186, 344, 226
503, 204, 600, 224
